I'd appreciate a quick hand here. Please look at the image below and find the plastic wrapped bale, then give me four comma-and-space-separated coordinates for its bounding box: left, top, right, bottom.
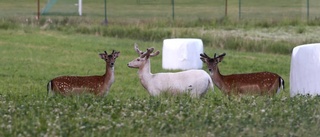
290, 43, 320, 96
162, 38, 203, 70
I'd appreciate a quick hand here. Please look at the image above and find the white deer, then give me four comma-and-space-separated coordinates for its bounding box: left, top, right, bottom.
127, 43, 213, 97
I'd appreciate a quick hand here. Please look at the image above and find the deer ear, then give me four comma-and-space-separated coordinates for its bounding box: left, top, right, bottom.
217, 55, 225, 62
147, 47, 154, 53
114, 51, 120, 58
134, 43, 142, 55
200, 57, 207, 63
150, 50, 160, 57
99, 53, 107, 59
200, 53, 210, 63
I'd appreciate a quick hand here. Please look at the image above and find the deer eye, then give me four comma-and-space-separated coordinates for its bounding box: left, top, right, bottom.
137, 59, 140, 61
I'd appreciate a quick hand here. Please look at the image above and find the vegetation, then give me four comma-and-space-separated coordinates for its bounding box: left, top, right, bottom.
2, 16, 320, 55
1, 0, 320, 136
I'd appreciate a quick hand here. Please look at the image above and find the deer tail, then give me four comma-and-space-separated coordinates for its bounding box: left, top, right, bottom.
47, 80, 52, 96
277, 77, 285, 93
208, 78, 214, 93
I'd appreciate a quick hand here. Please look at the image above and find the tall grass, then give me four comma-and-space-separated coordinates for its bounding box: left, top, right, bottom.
1, 90, 320, 136
2, 17, 320, 55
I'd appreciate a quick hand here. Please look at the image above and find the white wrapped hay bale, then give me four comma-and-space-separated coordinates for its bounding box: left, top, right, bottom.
162, 38, 203, 70
290, 43, 320, 96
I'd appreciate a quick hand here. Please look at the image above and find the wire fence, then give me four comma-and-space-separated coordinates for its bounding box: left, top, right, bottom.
0, 0, 319, 21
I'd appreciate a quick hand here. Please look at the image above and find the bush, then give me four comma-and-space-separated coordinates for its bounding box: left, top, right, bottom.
0, 18, 18, 30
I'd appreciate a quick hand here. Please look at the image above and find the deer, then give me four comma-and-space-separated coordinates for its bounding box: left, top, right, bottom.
47, 50, 120, 96
200, 52, 284, 96
127, 43, 213, 97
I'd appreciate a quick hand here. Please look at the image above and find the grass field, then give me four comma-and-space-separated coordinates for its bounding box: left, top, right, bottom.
1, 0, 320, 136
1, 25, 320, 136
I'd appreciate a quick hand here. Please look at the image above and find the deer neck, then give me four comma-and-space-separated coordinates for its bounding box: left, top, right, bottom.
106, 63, 115, 81
138, 59, 153, 90
101, 64, 115, 92
212, 66, 225, 91
104, 64, 114, 79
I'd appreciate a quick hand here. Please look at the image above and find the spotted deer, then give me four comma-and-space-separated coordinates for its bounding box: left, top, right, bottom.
127, 43, 213, 97
200, 53, 284, 96
47, 50, 120, 96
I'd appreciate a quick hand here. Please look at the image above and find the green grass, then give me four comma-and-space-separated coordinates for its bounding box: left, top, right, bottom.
0, 26, 313, 136
1, 0, 320, 136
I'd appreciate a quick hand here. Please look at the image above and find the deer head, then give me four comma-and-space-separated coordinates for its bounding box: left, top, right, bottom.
100, 50, 120, 68
200, 53, 226, 74
128, 43, 160, 68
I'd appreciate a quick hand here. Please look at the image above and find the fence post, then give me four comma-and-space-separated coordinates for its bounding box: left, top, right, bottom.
172, 0, 175, 20
37, 0, 40, 20
307, 0, 309, 20
225, 0, 228, 17
103, 0, 108, 24
239, 0, 241, 20
78, 0, 82, 16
